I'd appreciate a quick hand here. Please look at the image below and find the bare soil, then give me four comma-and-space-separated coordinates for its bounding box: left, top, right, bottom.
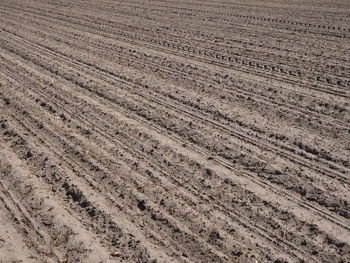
0, 0, 349, 262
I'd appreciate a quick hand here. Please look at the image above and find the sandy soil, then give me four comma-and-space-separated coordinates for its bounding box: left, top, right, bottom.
0, 0, 349, 262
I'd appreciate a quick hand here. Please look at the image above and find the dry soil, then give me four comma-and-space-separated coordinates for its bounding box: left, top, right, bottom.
0, 0, 349, 262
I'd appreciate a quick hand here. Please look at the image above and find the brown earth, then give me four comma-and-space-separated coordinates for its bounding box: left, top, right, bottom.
0, 0, 349, 262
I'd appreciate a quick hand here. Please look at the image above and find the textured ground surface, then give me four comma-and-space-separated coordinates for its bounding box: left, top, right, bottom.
0, 0, 349, 262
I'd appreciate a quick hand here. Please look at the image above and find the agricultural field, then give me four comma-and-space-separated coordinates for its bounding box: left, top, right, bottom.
0, 0, 349, 262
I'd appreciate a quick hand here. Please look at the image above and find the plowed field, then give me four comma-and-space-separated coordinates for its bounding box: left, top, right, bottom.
0, 0, 349, 262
